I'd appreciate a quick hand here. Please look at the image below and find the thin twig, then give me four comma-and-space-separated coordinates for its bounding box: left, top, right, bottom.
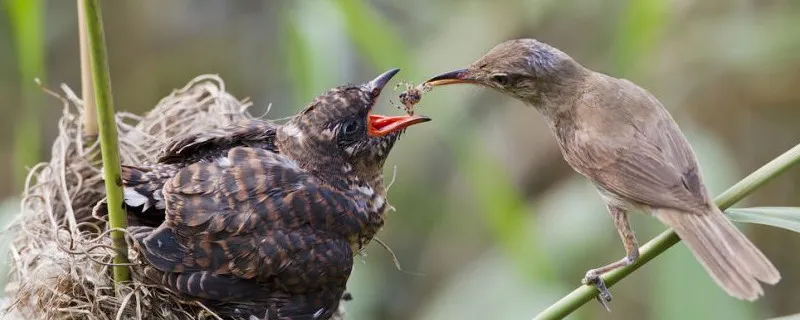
385, 165, 398, 192
374, 237, 425, 276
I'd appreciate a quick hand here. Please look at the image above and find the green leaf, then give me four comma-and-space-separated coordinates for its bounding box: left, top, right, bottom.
5, 0, 45, 188
282, 11, 315, 107
332, 0, 409, 71
5, 0, 44, 78
726, 207, 800, 233
612, 0, 669, 76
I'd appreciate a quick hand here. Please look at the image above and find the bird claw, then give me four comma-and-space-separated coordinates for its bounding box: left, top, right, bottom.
582, 271, 612, 312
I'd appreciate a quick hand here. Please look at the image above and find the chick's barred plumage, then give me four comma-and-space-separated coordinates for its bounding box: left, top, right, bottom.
158, 119, 278, 165
107, 69, 429, 319
133, 147, 359, 319
121, 119, 279, 227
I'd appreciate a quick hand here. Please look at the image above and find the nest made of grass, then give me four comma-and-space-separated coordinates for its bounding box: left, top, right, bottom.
1, 75, 346, 320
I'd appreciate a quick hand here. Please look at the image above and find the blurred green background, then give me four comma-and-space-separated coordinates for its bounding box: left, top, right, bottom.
2, 1, 800, 319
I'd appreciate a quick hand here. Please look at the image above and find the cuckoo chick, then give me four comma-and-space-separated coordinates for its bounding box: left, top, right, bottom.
117, 69, 429, 319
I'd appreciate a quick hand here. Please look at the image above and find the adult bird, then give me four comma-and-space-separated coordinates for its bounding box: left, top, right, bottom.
423, 39, 779, 307
117, 69, 430, 319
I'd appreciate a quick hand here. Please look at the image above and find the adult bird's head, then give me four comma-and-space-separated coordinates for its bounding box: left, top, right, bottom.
278, 68, 430, 192
424, 39, 589, 110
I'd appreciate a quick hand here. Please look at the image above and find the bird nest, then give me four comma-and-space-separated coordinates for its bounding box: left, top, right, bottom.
1, 75, 346, 319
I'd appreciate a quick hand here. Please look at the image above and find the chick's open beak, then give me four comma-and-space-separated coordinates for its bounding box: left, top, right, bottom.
364, 68, 431, 136
368, 114, 430, 137
424, 68, 474, 87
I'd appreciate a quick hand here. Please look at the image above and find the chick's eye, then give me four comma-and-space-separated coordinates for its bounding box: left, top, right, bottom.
339, 119, 362, 140
491, 73, 510, 86
343, 121, 359, 134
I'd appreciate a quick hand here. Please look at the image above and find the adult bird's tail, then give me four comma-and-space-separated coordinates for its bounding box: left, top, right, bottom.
655, 207, 780, 300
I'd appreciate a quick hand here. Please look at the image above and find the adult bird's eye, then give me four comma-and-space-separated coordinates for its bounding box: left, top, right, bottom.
491, 73, 511, 86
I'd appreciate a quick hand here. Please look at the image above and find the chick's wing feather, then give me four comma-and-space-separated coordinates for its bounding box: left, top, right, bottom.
138, 147, 364, 282
158, 119, 278, 164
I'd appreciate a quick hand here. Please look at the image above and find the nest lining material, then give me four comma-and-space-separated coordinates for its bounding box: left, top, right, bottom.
1, 75, 346, 320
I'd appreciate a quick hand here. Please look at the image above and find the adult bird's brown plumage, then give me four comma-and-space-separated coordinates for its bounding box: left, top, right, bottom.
114, 68, 429, 319
424, 39, 780, 307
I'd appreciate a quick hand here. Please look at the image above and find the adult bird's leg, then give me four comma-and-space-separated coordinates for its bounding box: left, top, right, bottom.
581, 205, 640, 311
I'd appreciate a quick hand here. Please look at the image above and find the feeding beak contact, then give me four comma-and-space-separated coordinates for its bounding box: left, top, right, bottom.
368, 114, 430, 137
363, 68, 431, 136
424, 68, 474, 87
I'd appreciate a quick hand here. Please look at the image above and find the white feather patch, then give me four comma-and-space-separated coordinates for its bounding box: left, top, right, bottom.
356, 185, 374, 196
123, 187, 149, 210
152, 190, 166, 209
214, 156, 231, 167
372, 195, 386, 211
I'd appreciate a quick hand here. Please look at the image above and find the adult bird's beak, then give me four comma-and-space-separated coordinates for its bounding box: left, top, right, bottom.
366, 68, 401, 97
368, 114, 430, 137
424, 68, 475, 87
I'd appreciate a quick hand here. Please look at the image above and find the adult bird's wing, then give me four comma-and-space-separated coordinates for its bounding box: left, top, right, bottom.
157, 119, 278, 164
567, 78, 709, 213
136, 147, 363, 301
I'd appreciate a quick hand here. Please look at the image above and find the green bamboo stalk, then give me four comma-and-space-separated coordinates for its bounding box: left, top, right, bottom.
82, 0, 129, 284
534, 142, 800, 320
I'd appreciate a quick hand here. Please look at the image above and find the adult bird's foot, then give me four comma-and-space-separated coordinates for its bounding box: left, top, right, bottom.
582, 270, 612, 312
